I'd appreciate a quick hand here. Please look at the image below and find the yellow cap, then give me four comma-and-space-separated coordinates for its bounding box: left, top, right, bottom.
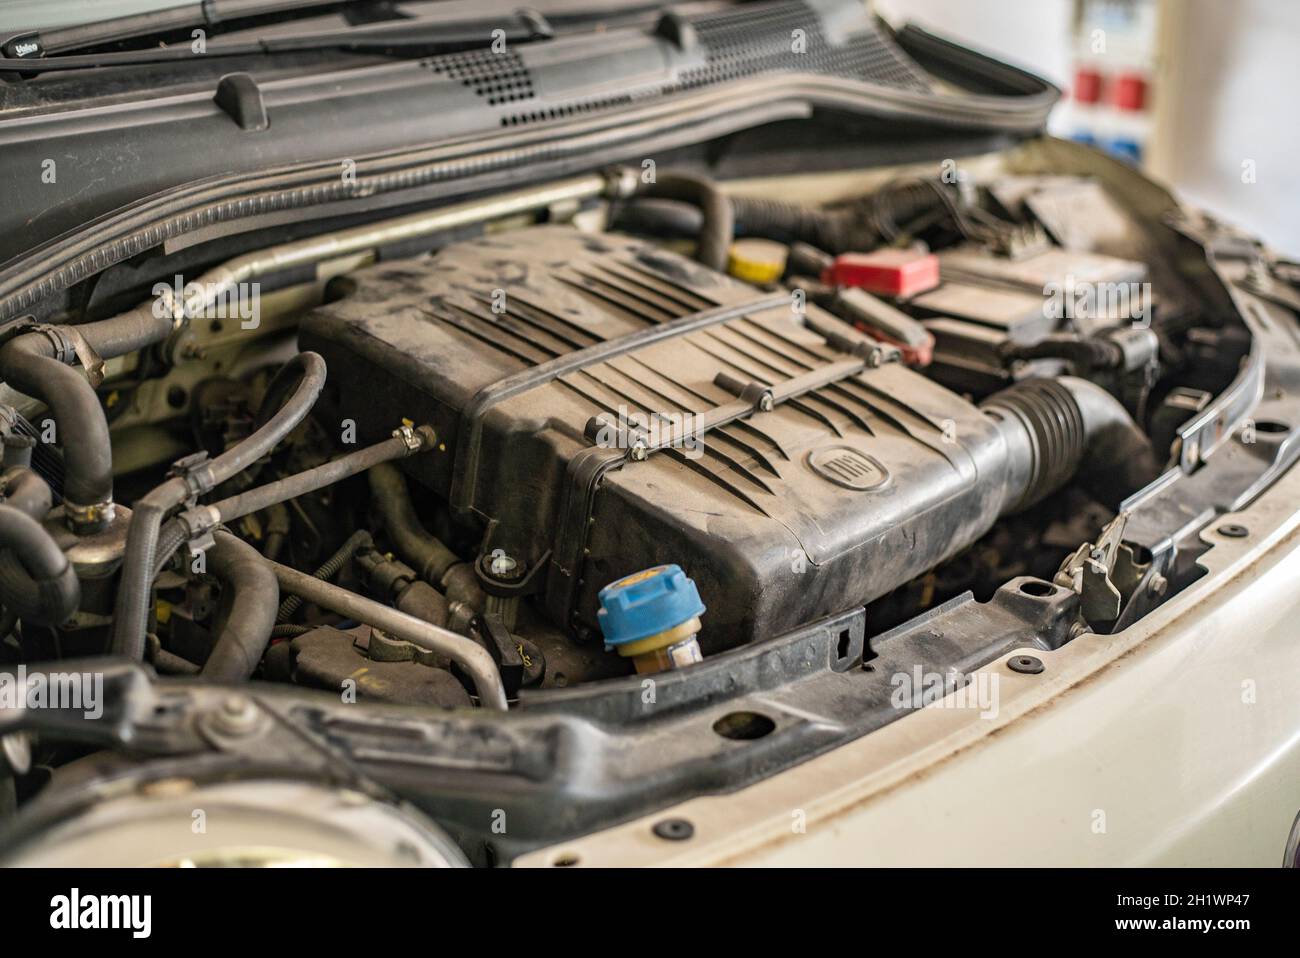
727, 238, 788, 285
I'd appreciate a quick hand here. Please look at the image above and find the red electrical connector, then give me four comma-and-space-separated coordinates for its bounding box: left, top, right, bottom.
821, 249, 940, 298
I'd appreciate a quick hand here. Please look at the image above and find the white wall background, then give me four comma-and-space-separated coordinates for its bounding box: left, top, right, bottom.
1147, 0, 1300, 256
875, 0, 1300, 255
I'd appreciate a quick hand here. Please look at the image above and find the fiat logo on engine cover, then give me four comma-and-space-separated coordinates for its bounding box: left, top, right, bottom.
806, 446, 889, 491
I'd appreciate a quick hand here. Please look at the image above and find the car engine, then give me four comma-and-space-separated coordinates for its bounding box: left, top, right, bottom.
1, 0, 1295, 870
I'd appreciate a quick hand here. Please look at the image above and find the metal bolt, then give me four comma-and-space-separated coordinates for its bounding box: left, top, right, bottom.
1147, 573, 1168, 597
488, 552, 518, 578
629, 441, 648, 461
758, 392, 774, 412
211, 695, 260, 736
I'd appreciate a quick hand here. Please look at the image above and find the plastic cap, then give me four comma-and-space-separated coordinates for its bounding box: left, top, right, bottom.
597, 564, 705, 646
727, 238, 788, 284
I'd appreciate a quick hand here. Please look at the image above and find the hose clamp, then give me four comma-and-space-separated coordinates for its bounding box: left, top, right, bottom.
167, 451, 217, 508
392, 423, 435, 454
64, 498, 116, 534
177, 504, 221, 558
31, 324, 106, 387
392, 424, 421, 454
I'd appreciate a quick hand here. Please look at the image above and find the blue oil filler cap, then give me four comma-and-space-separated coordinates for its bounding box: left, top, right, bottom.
597, 564, 706, 649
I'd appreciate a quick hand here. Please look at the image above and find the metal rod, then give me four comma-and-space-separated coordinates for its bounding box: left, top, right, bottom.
267, 560, 509, 711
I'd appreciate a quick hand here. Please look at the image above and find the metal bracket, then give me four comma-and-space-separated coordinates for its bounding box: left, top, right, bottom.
1055, 512, 1148, 627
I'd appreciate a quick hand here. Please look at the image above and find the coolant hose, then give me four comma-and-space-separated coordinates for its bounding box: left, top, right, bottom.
202, 531, 279, 681
639, 172, 734, 272
111, 352, 327, 662
983, 376, 1160, 512
368, 462, 461, 585
150, 429, 432, 579
0, 337, 114, 528
0, 306, 176, 531
0, 503, 79, 627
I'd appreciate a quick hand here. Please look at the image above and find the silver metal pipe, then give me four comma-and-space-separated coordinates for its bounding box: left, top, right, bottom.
268, 560, 509, 711
161, 174, 612, 321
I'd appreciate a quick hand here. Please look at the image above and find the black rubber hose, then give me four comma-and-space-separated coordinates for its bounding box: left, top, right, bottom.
0, 308, 176, 528
111, 352, 327, 661
1, 466, 53, 520
202, 531, 280, 682
368, 462, 460, 585
75, 303, 177, 358
639, 172, 734, 272
212, 430, 427, 523
730, 196, 862, 253
998, 334, 1124, 370
0, 503, 79, 627
149, 430, 429, 577
262, 502, 291, 561
395, 580, 451, 630
276, 529, 371, 624
0, 336, 114, 521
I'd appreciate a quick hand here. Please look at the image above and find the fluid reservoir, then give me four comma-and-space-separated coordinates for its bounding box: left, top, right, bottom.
597, 565, 705, 674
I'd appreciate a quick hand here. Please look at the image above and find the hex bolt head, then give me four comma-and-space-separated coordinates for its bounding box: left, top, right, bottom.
212, 695, 260, 736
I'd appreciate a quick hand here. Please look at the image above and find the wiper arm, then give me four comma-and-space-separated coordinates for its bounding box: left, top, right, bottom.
0, 6, 553, 73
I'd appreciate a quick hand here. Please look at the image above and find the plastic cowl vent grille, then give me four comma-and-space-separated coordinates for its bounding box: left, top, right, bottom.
421, 47, 536, 106
432, 0, 932, 129
678, 0, 933, 93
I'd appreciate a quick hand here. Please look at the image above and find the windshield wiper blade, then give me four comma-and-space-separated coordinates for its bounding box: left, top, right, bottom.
0, 7, 553, 73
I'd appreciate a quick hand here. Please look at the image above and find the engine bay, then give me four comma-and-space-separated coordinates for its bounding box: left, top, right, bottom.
2, 0, 1298, 863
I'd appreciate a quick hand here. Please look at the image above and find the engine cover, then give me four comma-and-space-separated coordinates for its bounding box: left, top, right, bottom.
301, 226, 1012, 649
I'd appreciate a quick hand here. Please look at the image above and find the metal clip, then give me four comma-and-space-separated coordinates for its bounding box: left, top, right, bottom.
168, 451, 216, 508
176, 504, 221, 559
392, 423, 423, 454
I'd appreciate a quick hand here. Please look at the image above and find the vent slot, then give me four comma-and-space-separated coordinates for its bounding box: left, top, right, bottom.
421, 48, 535, 106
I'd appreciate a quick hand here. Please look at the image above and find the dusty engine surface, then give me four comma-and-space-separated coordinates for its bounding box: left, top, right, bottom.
302, 227, 1021, 648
